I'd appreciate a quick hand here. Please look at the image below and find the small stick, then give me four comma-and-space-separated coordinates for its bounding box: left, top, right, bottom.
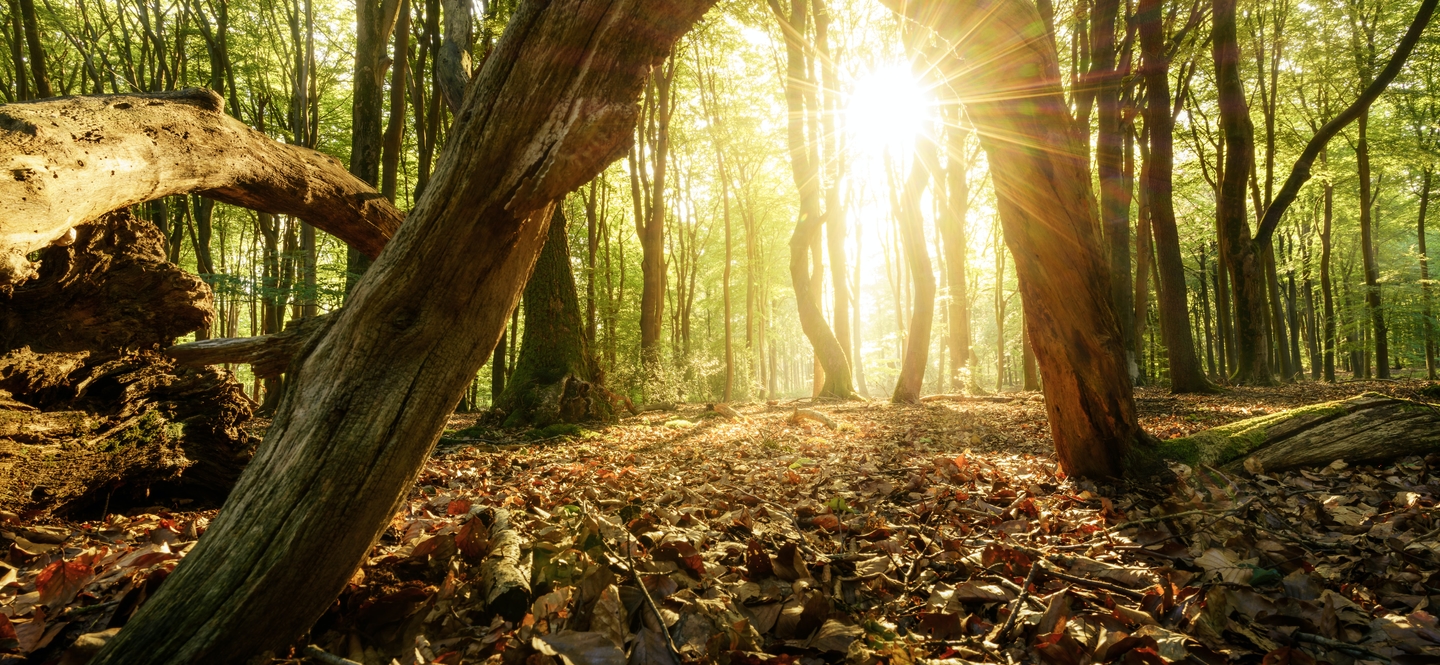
303, 645, 362, 665
581, 502, 682, 664
995, 561, 1041, 639
1036, 562, 1145, 601
1294, 632, 1391, 662
790, 408, 838, 429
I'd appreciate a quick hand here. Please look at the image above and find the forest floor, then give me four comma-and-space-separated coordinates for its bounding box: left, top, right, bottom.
4, 379, 1440, 665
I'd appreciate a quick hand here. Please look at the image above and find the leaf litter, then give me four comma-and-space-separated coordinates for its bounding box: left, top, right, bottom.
2, 380, 1439, 665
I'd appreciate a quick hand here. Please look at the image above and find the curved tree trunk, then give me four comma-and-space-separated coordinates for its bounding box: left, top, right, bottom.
939, 120, 974, 393
0, 88, 404, 285
495, 208, 611, 427
91, 1, 710, 662
892, 143, 936, 404
895, 0, 1149, 478
1156, 393, 1440, 472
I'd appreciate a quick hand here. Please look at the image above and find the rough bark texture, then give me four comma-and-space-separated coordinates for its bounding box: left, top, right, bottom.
892, 145, 936, 404
901, 0, 1149, 478
0, 211, 255, 516
91, 1, 712, 661
166, 313, 336, 379
0, 89, 404, 285
1157, 393, 1440, 472
495, 209, 611, 427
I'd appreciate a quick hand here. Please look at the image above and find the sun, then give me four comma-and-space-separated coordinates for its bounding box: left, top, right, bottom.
846, 64, 930, 156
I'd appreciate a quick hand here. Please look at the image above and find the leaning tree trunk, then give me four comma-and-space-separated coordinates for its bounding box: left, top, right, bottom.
0, 211, 255, 516
91, 1, 712, 662
1156, 393, 1440, 472
495, 208, 612, 427
896, 0, 1150, 478
0, 89, 403, 285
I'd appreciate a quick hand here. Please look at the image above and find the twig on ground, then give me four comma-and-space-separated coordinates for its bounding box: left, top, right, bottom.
1294, 632, 1391, 662
996, 561, 1042, 640
790, 408, 838, 429
1036, 562, 1146, 601
303, 645, 362, 665
580, 501, 683, 665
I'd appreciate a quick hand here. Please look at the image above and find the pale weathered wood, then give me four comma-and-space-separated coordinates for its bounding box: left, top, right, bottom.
166, 313, 336, 379
479, 508, 529, 621
0, 88, 403, 284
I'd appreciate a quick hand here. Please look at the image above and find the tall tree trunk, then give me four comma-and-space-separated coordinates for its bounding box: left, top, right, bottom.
91, 2, 708, 662
1092, 0, 1136, 380
1357, 111, 1390, 377
1321, 149, 1337, 381
17, 0, 50, 97
1197, 246, 1218, 377
904, 0, 1150, 477
346, 0, 401, 293
380, 0, 410, 203
638, 58, 674, 371
893, 143, 936, 403
815, 0, 849, 373
1138, 0, 1214, 392
940, 120, 973, 392
585, 180, 599, 346
7, 0, 29, 100
771, 0, 854, 398
1022, 310, 1039, 390
720, 153, 734, 401
1213, 0, 1273, 385
1420, 168, 1435, 379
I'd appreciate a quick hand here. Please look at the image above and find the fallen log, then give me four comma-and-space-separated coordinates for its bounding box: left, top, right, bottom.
1155, 392, 1440, 472
479, 508, 530, 622
0, 88, 404, 285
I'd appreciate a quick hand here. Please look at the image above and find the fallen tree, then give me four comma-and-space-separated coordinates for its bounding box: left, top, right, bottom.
1157, 392, 1440, 472
0, 88, 404, 285
0, 211, 255, 516
90, 0, 714, 661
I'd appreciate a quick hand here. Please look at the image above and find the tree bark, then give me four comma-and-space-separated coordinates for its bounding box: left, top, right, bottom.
90, 1, 710, 661
892, 143, 936, 404
1357, 111, 1390, 378
771, 0, 854, 398
939, 120, 973, 392
1213, 0, 1273, 385
1137, 0, 1214, 393
1092, 0, 1136, 381
346, 0, 402, 292
1420, 168, 1435, 380
814, 0, 849, 371
7, 0, 29, 101
0, 89, 404, 285
496, 208, 610, 427
1321, 148, 1336, 381
1157, 393, 1440, 472
638, 58, 674, 369
16, 0, 50, 98
899, 0, 1150, 478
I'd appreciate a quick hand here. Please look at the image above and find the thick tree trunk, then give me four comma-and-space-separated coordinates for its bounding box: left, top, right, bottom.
1, 211, 255, 515
1157, 393, 1440, 472
0, 89, 404, 285
91, 2, 709, 662
345, 0, 402, 292
900, 0, 1150, 478
638, 59, 673, 369
892, 145, 936, 404
495, 209, 611, 427
1213, 0, 1273, 385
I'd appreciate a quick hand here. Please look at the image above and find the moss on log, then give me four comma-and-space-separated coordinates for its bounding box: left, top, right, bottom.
1156, 392, 1440, 471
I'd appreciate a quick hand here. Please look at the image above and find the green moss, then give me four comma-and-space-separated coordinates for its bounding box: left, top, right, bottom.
101, 411, 170, 453
1157, 399, 1351, 466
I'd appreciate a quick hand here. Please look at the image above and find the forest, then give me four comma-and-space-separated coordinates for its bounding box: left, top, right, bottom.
2, 0, 1440, 660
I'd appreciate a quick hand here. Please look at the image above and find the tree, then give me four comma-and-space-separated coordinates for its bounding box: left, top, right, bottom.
495, 208, 611, 426
90, 1, 710, 660
892, 139, 937, 403
345, 0, 402, 293
898, 0, 1151, 477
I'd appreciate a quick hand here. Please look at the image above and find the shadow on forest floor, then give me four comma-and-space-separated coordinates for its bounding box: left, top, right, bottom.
4, 379, 1440, 664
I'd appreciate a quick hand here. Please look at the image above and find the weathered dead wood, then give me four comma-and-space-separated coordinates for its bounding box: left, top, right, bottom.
166, 313, 336, 379
478, 508, 529, 622
789, 408, 837, 430
0, 212, 255, 515
0, 88, 403, 284
1157, 393, 1440, 471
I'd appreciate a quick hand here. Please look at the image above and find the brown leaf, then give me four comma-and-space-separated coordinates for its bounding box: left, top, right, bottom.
773, 542, 811, 582
36, 551, 97, 607
745, 539, 774, 580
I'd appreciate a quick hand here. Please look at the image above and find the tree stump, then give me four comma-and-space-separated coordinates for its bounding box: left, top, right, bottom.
0, 211, 256, 516
1155, 392, 1440, 472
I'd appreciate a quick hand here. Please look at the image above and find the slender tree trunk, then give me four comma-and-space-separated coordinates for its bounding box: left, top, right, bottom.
91, 3, 708, 661
720, 154, 734, 401
1134, 146, 1152, 386
814, 0, 849, 371
893, 143, 936, 403
638, 59, 674, 371
1197, 246, 1218, 376
380, 0, 410, 203
585, 180, 599, 346
772, 0, 854, 398
1092, 0, 1136, 380
17, 0, 49, 97
1420, 168, 1435, 379
1214, 0, 1273, 385
940, 120, 973, 392
346, 0, 400, 293
1357, 112, 1390, 377
7, 0, 29, 101
1321, 148, 1337, 381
